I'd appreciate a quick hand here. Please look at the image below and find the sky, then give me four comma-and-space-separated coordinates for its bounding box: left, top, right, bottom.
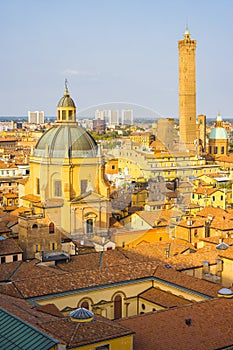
1, 0, 233, 118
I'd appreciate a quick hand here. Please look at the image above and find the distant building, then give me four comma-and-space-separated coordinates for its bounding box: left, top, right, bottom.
109, 110, 119, 125
95, 109, 109, 123
129, 132, 155, 148
121, 110, 133, 125
93, 118, 106, 134
157, 118, 174, 151
28, 111, 44, 124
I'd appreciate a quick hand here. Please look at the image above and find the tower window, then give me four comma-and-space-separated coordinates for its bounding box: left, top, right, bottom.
86, 219, 93, 234
49, 222, 55, 234
62, 110, 66, 120
32, 223, 38, 229
54, 180, 62, 197
68, 110, 73, 120
36, 178, 40, 195
81, 179, 87, 194
221, 146, 225, 154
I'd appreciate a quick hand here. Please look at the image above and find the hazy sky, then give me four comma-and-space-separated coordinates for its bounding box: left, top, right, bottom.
1, 0, 233, 118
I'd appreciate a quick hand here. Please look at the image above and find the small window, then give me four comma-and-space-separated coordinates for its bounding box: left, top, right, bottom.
1, 256, 6, 264
80, 301, 89, 309
81, 179, 87, 194
13, 255, 18, 262
142, 303, 145, 310
95, 345, 109, 350
32, 223, 38, 229
36, 178, 40, 195
49, 222, 55, 234
54, 180, 62, 197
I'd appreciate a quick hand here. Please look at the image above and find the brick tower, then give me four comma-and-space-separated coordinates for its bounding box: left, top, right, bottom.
178, 27, 197, 152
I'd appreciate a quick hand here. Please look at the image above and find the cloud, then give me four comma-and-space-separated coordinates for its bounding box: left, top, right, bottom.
63, 69, 100, 78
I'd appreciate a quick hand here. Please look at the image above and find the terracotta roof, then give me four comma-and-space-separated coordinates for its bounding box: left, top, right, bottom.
217, 245, 233, 260
192, 187, 222, 195
20, 194, 40, 202
126, 240, 192, 260
139, 287, 191, 308
153, 265, 220, 297
215, 154, 233, 163
133, 210, 180, 227
201, 237, 233, 246
177, 216, 206, 228
117, 298, 233, 350
166, 245, 220, 270
16, 178, 29, 185
210, 216, 233, 231
196, 206, 229, 219
0, 255, 220, 300
3, 192, 18, 198
0, 238, 22, 255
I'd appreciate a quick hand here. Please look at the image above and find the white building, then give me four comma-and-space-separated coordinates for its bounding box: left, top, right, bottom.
95, 110, 109, 123
95, 109, 120, 126
121, 109, 133, 125
108, 110, 119, 125
28, 111, 45, 124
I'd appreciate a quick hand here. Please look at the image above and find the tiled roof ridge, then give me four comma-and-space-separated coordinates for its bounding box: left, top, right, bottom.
153, 265, 219, 297
8, 260, 24, 280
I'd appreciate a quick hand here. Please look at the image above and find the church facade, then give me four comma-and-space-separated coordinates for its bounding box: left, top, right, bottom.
19, 84, 111, 259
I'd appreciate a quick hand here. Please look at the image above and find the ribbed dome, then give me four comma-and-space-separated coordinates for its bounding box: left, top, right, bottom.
34, 124, 98, 158
209, 127, 228, 140
57, 87, 76, 108
70, 308, 94, 323
217, 288, 233, 298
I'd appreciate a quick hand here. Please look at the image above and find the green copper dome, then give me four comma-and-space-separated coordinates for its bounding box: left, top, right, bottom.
209, 127, 228, 140
34, 124, 98, 158
33, 82, 98, 159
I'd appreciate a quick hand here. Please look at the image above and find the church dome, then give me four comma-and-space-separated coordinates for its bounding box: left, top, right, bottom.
57, 88, 76, 108
33, 124, 98, 158
33, 82, 98, 159
209, 114, 228, 140
209, 127, 228, 140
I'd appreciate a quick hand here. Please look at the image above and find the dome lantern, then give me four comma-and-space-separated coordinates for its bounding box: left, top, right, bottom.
57, 80, 76, 124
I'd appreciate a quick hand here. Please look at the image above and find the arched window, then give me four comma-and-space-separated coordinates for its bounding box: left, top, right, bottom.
32, 223, 38, 229
86, 219, 93, 234
80, 301, 89, 310
49, 222, 55, 234
114, 295, 122, 319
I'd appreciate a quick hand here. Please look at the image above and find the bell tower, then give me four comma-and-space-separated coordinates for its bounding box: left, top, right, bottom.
178, 27, 197, 152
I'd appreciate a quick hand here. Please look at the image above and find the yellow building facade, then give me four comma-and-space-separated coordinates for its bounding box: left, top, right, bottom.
19, 84, 111, 258
118, 147, 219, 181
